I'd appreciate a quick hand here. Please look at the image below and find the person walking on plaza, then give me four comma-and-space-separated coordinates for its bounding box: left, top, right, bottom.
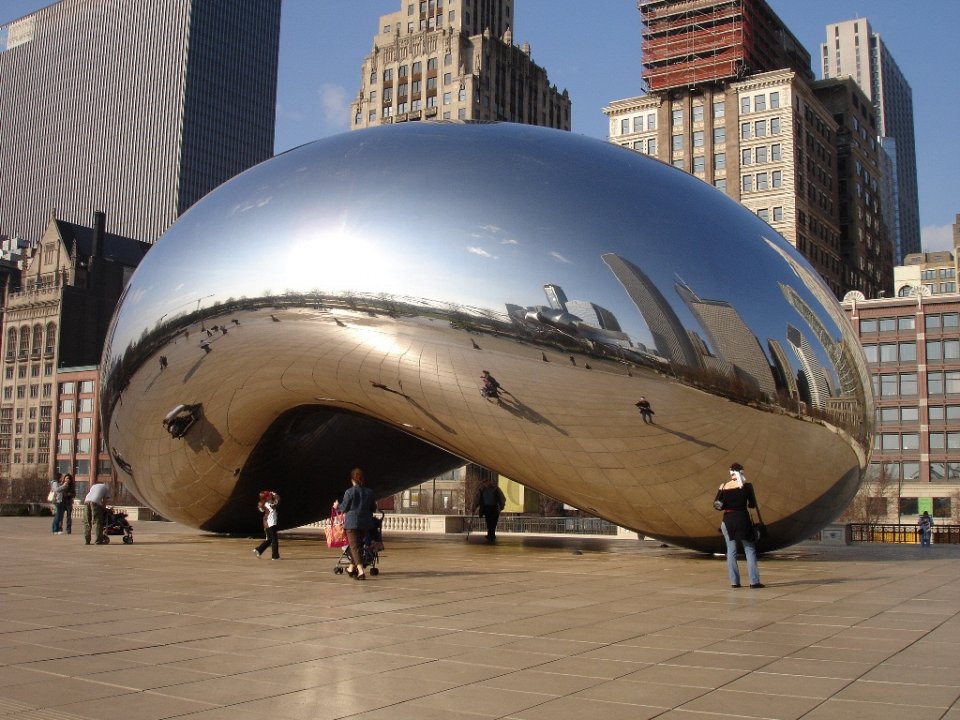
60, 473, 77, 535
714, 462, 763, 588
334, 468, 376, 580
916, 510, 934, 547
635, 396, 655, 424
253, 491, 281, 560
473, 476, 506, 543
83, 480, 111, 545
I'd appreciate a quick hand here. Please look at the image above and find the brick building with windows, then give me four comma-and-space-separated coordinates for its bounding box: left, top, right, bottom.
843, 290, 960, 523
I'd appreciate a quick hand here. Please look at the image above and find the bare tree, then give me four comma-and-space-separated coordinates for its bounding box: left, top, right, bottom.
838, 464, 897, 524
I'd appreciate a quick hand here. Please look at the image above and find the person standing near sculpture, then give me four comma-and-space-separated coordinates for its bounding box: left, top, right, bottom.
714, 462, 763, 588
60, 474, 77, 535
50, 472, 66, 534
916, 510, 934, 547
83, 480, 111, 545
635, 396, 655, 424
473, 476, 506, 542
334, 468, 376, 580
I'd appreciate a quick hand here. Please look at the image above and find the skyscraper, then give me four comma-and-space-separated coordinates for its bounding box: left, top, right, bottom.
821, 18, 920, 263
350, 0, 569, 130
0, 0, 281, 246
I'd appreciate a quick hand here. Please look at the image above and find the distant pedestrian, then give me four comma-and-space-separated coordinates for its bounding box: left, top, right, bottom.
60, 473, 76, 535
49, 472, 66, 534
334, 468, 376, 580
253, 491, 281, 559
159, 355, 168, 370
473, 477, 506, 543
635, 396, 655, 424
916, 511, 934, 547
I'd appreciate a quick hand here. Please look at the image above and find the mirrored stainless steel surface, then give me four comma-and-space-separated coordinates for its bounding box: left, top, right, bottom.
100, 123, 873, 551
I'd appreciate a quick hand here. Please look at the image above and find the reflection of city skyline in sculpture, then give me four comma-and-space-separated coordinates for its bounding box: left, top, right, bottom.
674, 278, 778, 399
98, 123, 872, 553
786, 323, 832, 410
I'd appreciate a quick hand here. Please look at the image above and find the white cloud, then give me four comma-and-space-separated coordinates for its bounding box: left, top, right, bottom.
275, 102, 305, 123
921, 224, 955, 252
550, 251, 572, 264
500, 238, 518, 245
318, 83, 350, 127
467, 246, 496, 259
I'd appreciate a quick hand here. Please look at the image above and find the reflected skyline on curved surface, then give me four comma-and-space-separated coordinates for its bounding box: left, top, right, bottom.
100, 123, 873, 552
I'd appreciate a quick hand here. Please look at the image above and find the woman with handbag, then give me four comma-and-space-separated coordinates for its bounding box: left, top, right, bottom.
714, 462, 764, 589
334, 468, 376, 581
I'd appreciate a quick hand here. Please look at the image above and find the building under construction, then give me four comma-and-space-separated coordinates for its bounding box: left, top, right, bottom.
639, 0, 813, 92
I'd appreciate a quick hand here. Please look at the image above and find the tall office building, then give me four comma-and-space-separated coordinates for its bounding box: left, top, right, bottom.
0, 0, 281, 246
821, 18, 920, 263
350, 0, 570, 130
604, 0, 895, 300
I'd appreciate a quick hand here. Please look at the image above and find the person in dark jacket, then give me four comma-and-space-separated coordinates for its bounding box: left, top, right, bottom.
715, 462, 763, 588
334, 468, 377, 580
472, 477, 506, 542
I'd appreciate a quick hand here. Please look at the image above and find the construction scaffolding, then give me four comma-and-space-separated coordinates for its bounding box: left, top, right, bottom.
638, 0, 813, 92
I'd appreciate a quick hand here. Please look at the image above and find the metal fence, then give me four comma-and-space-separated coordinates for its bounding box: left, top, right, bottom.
467, 515, 619, 536
849, 523, 960, 544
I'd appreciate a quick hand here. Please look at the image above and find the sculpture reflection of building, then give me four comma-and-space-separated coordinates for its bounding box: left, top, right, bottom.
675, 279, 778, 400
767, 339, 801, 407
786, 324, 832, 411
602, 253, 700, 368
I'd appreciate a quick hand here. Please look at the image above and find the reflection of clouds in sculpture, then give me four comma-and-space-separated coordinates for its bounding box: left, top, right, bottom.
101, 123, 872, 552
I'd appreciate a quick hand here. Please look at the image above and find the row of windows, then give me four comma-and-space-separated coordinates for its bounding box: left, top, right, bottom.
877, 405, 960, 424
5, 363, 54, 380
865, 340, 959, 363
2, 384, 52, 400
873, 371, 960, 396
741, 171, 783, 192
5, 323, 57, 360
740, 91, 781, 115
755, 207, 784, 223
741, 117, 781, 139
866, 495, 953, 517
860, 314, 958, 333
59, 381, 95, 395
921, 268, 955, 280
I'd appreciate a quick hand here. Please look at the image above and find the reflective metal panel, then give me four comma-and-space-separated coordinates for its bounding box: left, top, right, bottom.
100, 123, 872, 551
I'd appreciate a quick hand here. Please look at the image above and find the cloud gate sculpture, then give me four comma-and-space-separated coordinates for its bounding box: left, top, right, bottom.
100, 123, 872, 552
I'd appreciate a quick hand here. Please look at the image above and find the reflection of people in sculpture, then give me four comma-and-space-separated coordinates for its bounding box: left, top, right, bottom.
480, 370, 502, 399
635, 396, 655, 424
473, 477, 506, 542
715, 463, 763, 588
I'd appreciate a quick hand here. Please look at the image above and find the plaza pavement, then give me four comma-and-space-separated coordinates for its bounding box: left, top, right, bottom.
0, 517, 958, 720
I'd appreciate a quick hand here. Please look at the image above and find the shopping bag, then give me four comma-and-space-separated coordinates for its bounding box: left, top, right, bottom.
326, 510, 348, 548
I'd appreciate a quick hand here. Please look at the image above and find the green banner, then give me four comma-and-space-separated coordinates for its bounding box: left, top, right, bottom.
917, 497, 933, 516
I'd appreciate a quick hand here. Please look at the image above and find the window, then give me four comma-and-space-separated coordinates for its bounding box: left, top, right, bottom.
443, 72, 451, 85
714, 178, 727, 192
926, 315, 941, 330
412, 61, 422, 74
770, 92, 780, 109
742, 148, 752, 165
772, 170, 782, 188
772, 206, 783, 222
693, 156, 705, 174
740, 96, 751, 114
756, 172, 768, 190
443, 92, 451, 105
427, 57, 437, 70
672, 134, 683, 151
757, 208, 769, 222
692, 105, 704, 123
860, 319, 878, 333
633, 116, 643, 132
755, 120, 767, 137
754, 95, 766, 111
742, 174, 753, 192
879, 318, 896, 332
713, 127, 725, 144
621, 118, 629, 134
771, 143, 781, 161
647, 113, 657, 130
59, 418, 73, 434
755, 146, 767, 163
897, 316, 915, 331
382, 68, 393, 82
672, 109, 682, 127
741, 122, 751, 140
771, 117, 781, 134
714, 153, 726, 170
693, 130, 704, 147
713, 100, 725, 118
647, 138, 657, 155
78, 417, 93, 433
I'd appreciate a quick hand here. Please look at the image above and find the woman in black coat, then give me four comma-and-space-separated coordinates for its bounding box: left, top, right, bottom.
334, 467, 376, 580
716, 462, 764, 588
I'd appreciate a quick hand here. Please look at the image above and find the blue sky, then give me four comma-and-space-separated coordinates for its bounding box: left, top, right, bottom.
3, 1, 957, 250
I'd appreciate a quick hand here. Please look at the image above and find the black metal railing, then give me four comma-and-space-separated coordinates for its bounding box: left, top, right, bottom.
849, 523, 960, 544
466, 515, 620, 536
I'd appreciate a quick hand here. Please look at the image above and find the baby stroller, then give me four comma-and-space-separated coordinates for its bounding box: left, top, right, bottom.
333, 512, 384, 576
101, 507, 134, 544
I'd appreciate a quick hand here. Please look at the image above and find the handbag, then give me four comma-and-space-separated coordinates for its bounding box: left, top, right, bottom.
47, 490, 56, 502
326, 508, 348, 548
749, 504, 766, 543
